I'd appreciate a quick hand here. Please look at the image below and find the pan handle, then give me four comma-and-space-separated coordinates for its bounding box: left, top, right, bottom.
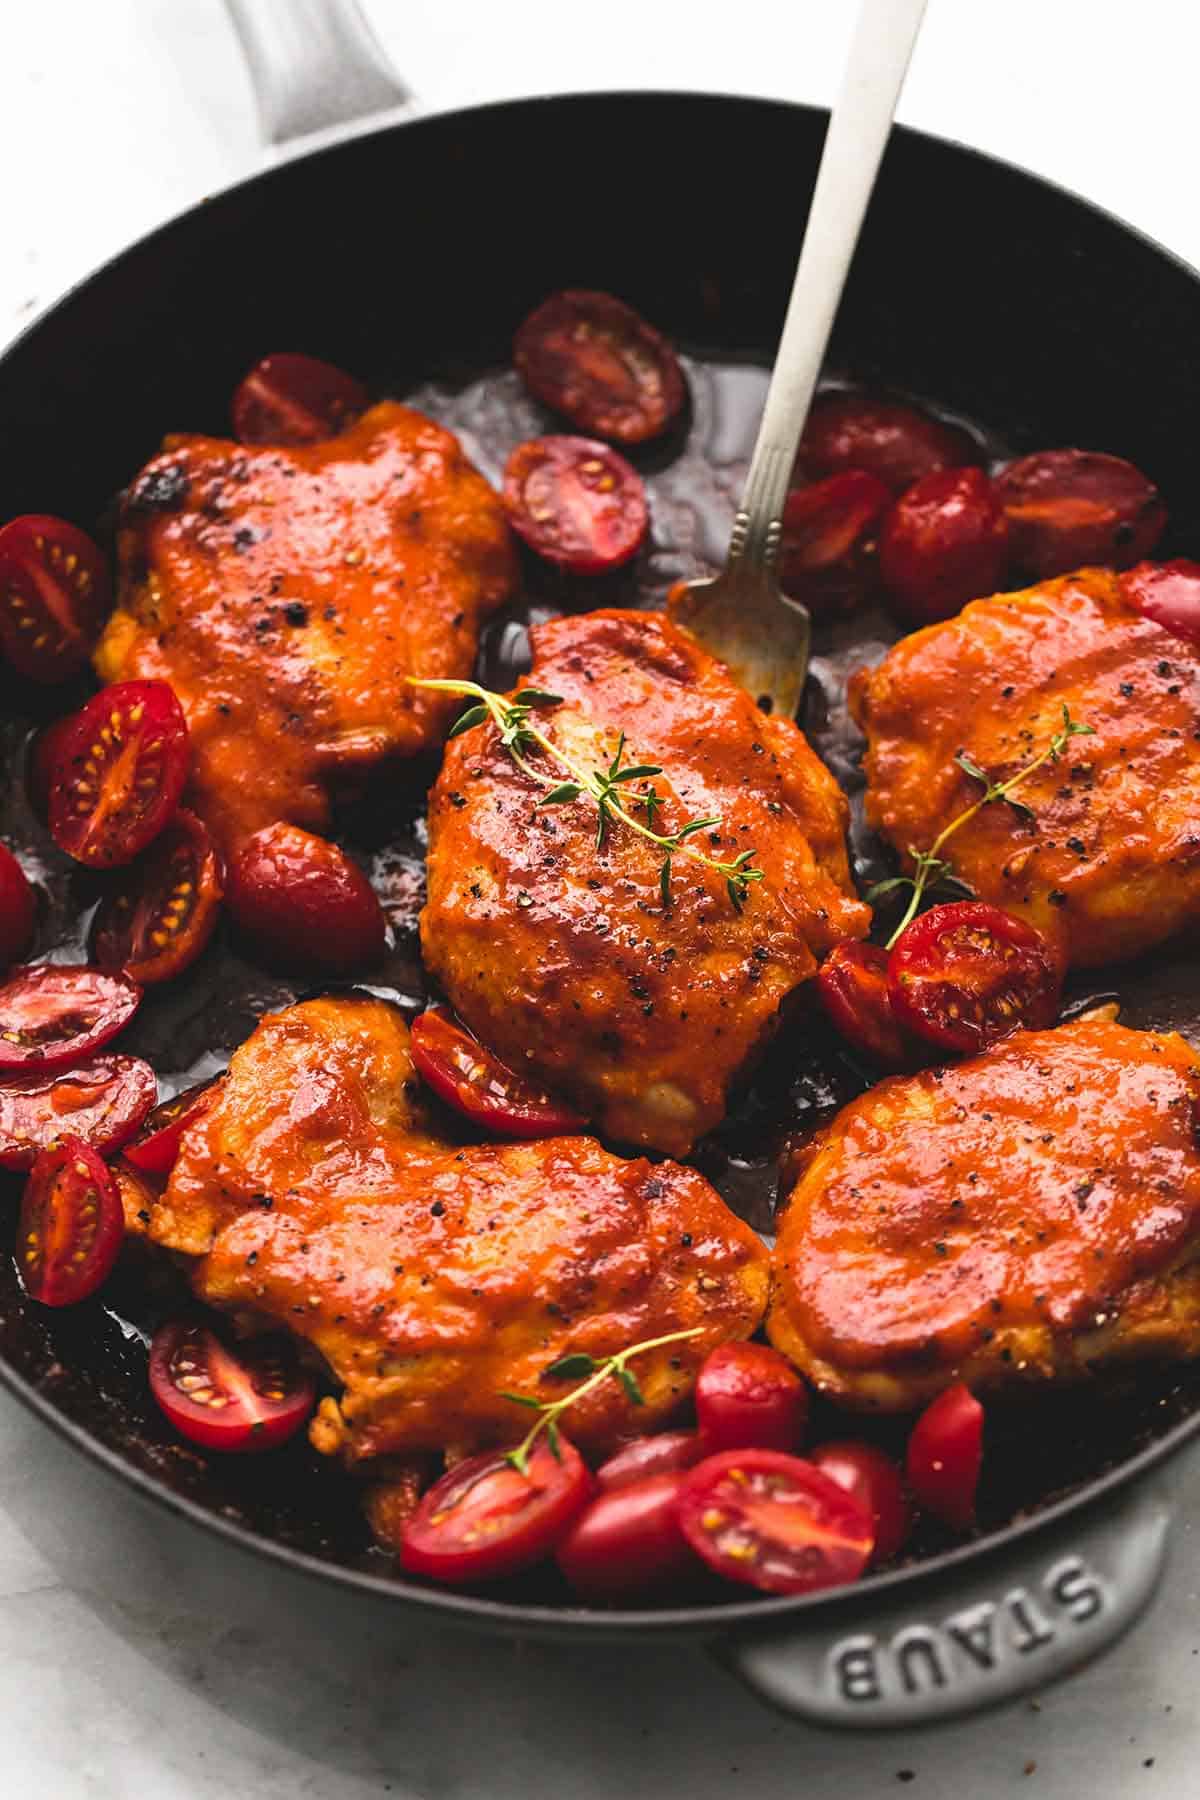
718, 1474, 1173, 1727
223, 0, 413, 148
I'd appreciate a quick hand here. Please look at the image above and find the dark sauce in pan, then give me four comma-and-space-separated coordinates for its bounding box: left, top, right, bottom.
1, 355, 1198, 1595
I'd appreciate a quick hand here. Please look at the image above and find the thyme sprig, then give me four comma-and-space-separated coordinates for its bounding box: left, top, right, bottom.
411, 678, 765, 914
867, 703, 1095, 948
499, 1327, 704, 1475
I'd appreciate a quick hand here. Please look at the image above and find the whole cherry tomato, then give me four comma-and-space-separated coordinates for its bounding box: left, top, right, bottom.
797, 392, 979, 495
778, 470, 891, 615
0, 1054, 156, 1172
50, 680, 189, 868
123, 1076, 224, 1177
595, 1430, 703, 1490
149, 1321, 316, 1453
676, 1449, 875, 1595
410, 1009, 585, 1138
888, 901, 1061, 1055
92, 809, 223, 984
879, 468, 1009, 625
556, 1472, 697, 1600
695, 1340, 808, 1456
996, 448, 1166, 579
503, 436, 648, 573
906, 1384, 984, 1531
400, 1437, 593, 1585
225, 823, 385, 973
0, 515, 110, 683
1120, 559, 1200, 649
17, 1137, 124, 1306
811, 1440, 913, 1564
0, 964, 141, 1073
816, 941, 920, 1070
231, 352, 367, 446
514, 290, 686, 444
0, 844, 35, 969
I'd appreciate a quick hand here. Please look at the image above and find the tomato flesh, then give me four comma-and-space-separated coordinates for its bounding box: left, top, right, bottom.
17, 1137, 124, 1306
811, 1440, 913, 1565
503, 436, 648, 573
676, 1449, 874, 1595
906, 1383, 984, 1531
556, 1472, 696, 1600
879, 467, 1009, 624
400, 1437, 592, 1584
410, 1009, 585, 1138
92, 809, 223, 984
0, 964, 141, 1072
996, 448, 1166, 579
0, 1054, 156, 1172
0, 514, 110, 683
889, 900, 1061, 1055
50, 680, 189, 868
0, 844, 35, 969
231, 352, 368, 446
225, 822, 385, 973
514, 290, 686, 445
695, 1341, 808, 1456
1120, 559, 1200, 648
797, 392, 979, 495
817, 941, 920, 1069
779, 470, 890, 615
149, 1321, 316, 1452
124, 1076, 223, 1176
595, 1430, 703, 1490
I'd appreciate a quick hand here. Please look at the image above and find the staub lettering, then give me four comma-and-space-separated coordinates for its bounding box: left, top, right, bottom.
830, 1554, 1110, 1704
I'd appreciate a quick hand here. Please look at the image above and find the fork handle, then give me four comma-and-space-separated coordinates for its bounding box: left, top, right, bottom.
730, 0, 928, 569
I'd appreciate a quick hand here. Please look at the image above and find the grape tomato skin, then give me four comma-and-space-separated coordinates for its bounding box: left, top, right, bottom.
124, 1076, 224, 1176
503, 436, 648, 574
1120, 559, 1200, 649
797, 392, 979, 495
556, 1473, 696, 1600
811, 1440, 913, 1565
149, 1321, 317, 1453
778, 470, 891, 615
0, 1054, 156, 1172
0, 964, 142, 1073
906, 1384, 984, 1531
676, 1449, 875, 1595
595, 1430, 703, 1490
400, 1437, 593, 1585
409, 1009, 586, 1138
695, 1341, 808, 1456
0, 514, 111, 683
816, 941, 920, 1070
879, 467, 1009, 625
231, 352, 368, 446
513, 290, 686, 445
225, 822, 385, 974
17, 1137, 125, 1307
888, 900, 1062, 1055
49, 680, 190, 869
0, 845, 36, 970
996, 448, 1166, 579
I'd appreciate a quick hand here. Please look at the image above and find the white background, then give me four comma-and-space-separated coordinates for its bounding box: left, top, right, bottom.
4, 2, 1200, 1795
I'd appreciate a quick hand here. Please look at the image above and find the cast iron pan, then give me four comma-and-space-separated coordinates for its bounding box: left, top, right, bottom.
1, 21, 1200, 1727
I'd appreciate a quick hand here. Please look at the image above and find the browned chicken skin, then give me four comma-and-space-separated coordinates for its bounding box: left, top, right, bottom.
850, 569, 1200, 968
148, 996, 769, 1464
768, 1017, 1200, 1412
421, 609, 869, 1156
94, 402, 515, 853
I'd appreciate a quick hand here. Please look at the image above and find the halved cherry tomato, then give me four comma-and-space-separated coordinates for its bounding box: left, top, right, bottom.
0, 964, 141, 1073
0, 845, 35, 969
92, 809, 223, 984
400, 1436, 592, 1585
0, 515, 110, 683
695, 1341, 808, 1456
817, 941, 919, 1070
503, 436, 648, 574
225, 822, 385, 973
595, 1429, 703, 1490
0, 1054, 156, 1172
26, 714, 75, 822
149, 1321, 316, 1453
888, 900, 1061, 1055
410, 1009, 586, 1138
114, 1158, 159, 1234
797, 392, 979, 495
778, 470, 891, 615
996, 449, 1166, 578
556, 1472, 696, 1600
906, 1383, 984, 1531
514, 290, 686, 445
124, 1076, 223, 1176
879, 467, 1009, 624
17, 1137, 124, 1306
676, 1449, 875, 1595
1120, 559, 1200, 648
50, 680, 189, 869
811, 1440, 913, 1565
231, 352, 368, 446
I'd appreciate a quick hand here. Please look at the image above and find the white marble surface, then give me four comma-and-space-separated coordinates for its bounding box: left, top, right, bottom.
5, 2, 1200, 1793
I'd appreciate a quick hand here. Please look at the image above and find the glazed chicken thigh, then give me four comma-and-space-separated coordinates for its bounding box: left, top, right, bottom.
95, 402, 515, 853
768, 1016, 1200, 1411
148, 996, 769, 1464
421, 608, 869, 1156
851, 568, 1200, 969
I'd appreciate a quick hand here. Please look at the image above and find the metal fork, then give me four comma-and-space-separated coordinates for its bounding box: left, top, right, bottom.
668, 0, 928, 718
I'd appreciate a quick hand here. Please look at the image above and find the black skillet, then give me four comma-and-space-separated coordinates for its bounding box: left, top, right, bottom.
1, 0, 1199, 1730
